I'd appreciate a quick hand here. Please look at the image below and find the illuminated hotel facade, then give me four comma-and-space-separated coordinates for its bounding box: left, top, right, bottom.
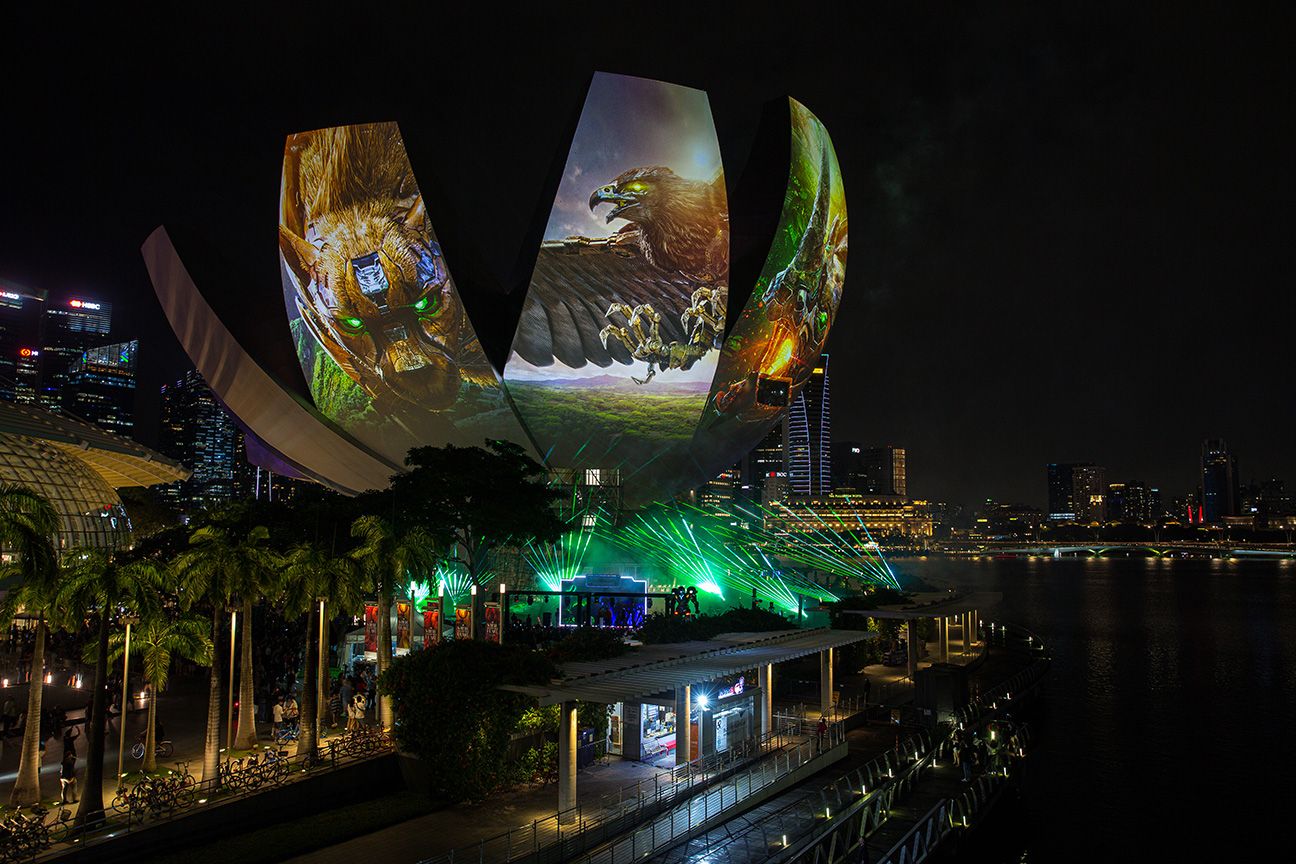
765, 494, 934, 540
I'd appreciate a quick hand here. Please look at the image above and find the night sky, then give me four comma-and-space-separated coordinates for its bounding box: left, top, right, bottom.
2, 3, 1290, 510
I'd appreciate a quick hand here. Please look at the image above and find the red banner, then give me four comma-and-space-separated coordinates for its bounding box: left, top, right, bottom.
396, 602, 411, 651
483, 602, 501, 644
364, 604, 378, 654
423, 607, 441, 646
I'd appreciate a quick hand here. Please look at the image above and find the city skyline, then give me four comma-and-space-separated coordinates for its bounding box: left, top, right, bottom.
0, 4, 1288, 509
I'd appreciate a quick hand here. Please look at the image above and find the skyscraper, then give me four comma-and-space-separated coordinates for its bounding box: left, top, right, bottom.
1046, 462, 1092, 521
787, 355, 830, 496
158, 369, 249, 511
833, 444, 906, 496
1072, 465, 1107, 524
0, 278, 46, 403
63, 340, 138, 438
741, 421, 788, 505
1202, 439, 1238, 523
40, 296, 112, 412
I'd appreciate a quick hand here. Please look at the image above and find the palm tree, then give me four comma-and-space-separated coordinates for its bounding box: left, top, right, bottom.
106, 610, 212, 772
174, 524, 281, 782
0, 484, 61, 808
349, 517, 438, 729
281, 545, 363, 760
57, 549, 164, 824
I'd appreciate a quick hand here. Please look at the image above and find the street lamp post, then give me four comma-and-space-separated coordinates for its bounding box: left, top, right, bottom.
226, 608, 237, 752
115, 615, 139, 792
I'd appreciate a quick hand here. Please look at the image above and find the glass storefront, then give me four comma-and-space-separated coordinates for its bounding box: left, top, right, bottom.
640, 703, 676, 761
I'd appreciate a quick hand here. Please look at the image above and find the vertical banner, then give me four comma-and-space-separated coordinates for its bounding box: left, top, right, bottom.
483, 602, 501, 644
423, 607, 441, 647
454, 605, 473, 641
395, 602, 411, 652
363, 604, 378, 656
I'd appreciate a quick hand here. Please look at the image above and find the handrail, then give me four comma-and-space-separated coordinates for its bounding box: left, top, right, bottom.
418, 721, 809, 864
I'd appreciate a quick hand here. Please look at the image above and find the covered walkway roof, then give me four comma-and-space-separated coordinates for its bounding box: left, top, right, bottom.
505, 628, 874, 707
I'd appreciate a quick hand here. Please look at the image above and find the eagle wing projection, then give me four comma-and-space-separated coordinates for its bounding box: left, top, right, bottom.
511, 166, 728, 381
512, 238, 712, 369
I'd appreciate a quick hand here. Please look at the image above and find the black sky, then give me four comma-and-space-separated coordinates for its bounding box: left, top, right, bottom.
2, 2, 1290, 510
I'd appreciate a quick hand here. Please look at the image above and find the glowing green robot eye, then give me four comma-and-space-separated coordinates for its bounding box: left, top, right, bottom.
414, 298, 428, 310
346, 318, 362, 328
414, 296, 442, 316
337, 316, 365, 333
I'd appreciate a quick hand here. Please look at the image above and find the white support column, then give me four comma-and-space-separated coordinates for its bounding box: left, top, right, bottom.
559, 700, 577, 820
971, 609, 980, 644
964, 611, 973, 650
820, 648, 834, 719
675, 684, 691, 768
759, 664, 773, 736
938, 617, 948, 662
906, 619, 919, 679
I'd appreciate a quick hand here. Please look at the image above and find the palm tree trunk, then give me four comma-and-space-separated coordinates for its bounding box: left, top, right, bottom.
10, 617, 46, 807
299, 600, 318, 758
377, 589, 393, 729
202, 608, 221, 789
143, 680, 157, 773
74, 607, 112, 825
234, 598, 257, 750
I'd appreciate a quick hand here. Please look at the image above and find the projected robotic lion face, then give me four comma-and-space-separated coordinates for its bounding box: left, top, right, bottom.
278, 123, 475, 413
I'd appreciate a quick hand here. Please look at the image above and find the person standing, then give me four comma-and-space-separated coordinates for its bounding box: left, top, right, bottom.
271, 699, 284, 739
328, 687, 342, 731
2, 695, 16, 735
816, 717, 827, 750
60, 751, 78, 803
62, 724, 80, 758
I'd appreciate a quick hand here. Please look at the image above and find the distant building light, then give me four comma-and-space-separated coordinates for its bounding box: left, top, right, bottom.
70, 300, 102, 310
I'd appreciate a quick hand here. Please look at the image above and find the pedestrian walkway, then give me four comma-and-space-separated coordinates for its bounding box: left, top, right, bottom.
282, 757, 672, 864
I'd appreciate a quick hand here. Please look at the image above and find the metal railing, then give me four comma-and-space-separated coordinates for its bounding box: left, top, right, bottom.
29, 727, 396, 861
876, 799, 954, 864
565, 722, 847, 864
771, 728, 944, 864
419, 722, 807, 864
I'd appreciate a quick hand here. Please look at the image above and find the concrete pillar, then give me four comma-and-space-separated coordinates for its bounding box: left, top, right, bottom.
938, 617, 948, 662
759, 664, 773, 736
675, 684, 691, 768
964, 611, 973, 650
559, 700, 577, 819
906, 619, 919, 679
820, 647, 834, 719
969, 610, 979, 646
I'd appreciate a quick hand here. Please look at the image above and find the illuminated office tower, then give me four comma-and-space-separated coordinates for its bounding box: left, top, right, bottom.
0, 279, 46, 402
158, 368, 249, 511
834, 444, 906, 496
1047, 462, 1092, 521
787, 355, 831, 496
63, 341, 138, 438
1201, 439, 1238, 523
39, 296, 112, 411
1071, 465, 1107, 524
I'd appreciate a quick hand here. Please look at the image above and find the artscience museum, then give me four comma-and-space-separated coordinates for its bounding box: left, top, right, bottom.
145, 73, 848, 505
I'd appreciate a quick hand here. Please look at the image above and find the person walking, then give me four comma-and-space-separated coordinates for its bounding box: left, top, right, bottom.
60, 751, 78, 804
816, 717, 828, 750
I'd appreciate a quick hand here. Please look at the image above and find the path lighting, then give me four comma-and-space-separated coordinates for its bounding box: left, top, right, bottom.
696, 694, 708, 709
45, 673, 51, 684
